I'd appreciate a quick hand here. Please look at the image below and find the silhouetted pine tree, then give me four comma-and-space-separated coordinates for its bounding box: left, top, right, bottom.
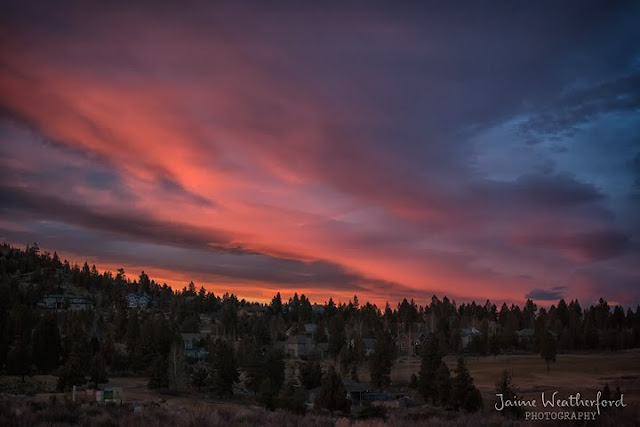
315, 365, 350, 414
451, 357, 483, 412
495, 370, 522, 417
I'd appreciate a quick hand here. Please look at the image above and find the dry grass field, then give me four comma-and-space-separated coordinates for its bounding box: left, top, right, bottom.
2, 350, 639, 425
364, 349, 640, 404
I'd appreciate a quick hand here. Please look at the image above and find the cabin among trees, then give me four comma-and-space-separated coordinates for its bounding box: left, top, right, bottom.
37, 293, 93, 311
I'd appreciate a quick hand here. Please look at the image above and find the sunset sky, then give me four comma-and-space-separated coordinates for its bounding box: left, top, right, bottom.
1, 1, 639, 307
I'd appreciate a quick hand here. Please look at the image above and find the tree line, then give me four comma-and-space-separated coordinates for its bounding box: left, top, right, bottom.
1, 242, 639, 415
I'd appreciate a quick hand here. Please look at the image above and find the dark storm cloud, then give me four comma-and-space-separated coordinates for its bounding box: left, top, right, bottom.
468, 172, 605, 218
526, 286, 567, 301
517, 229, 633, 262
0, 185, 408, 292
0, 185, 234, 251
513, 173, 605, 208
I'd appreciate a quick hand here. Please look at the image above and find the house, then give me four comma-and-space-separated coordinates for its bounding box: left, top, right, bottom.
413, 331, 427, 352
396, 332, 414, 356
303, 324, 317, 336
238, 305, 268, 317
185, 347, 208, 359
315, 342, 329, 358
285, 325, 298, 337
311, 304, 324, 314
182, 333, 208, 360
69, 295, 93, 311
285, 334, 316, 358
460, 327, 482, 349
127, 293, 150, 309
38, 294, 93, 311
182, 333, 205, 349
362, 338, 376, 357
515, 328, 536, 346
516, 328, 557, 349
344, 379, 369, 406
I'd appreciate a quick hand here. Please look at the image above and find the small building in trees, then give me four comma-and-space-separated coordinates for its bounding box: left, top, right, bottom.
460, 327, 482, 349
285, 334, 314, 358
516, 328, 536, 347
181, 333, 208, 359
363, 338, 377, 357
303, 324, 317, 336
343, 379, 369, 406
396, 332, 415, 356
38, 293, 93, 311
126, 293, 150, 309
285, 325, 298, 337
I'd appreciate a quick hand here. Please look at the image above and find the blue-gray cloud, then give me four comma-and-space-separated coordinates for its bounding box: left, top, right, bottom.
526, 286, 567, 301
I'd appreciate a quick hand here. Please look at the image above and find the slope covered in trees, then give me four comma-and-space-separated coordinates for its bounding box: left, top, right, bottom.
1, 242, 639, 410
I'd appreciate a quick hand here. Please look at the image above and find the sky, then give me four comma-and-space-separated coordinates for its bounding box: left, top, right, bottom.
1, 1, 639, 307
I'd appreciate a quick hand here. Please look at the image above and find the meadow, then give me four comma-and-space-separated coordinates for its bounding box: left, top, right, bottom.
385, 349, 640, 404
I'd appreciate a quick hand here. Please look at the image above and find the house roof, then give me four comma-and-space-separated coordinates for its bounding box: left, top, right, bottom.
516, 328, 535, 337
343, 379, 369, 393
460, 327, 482, 337
303, 324, 317, 334
362, 338, 376, 349
181, 333, 205, 342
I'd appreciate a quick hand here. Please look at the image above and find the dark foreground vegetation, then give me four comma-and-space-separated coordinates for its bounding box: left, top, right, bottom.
1, 394, 639, 427
1, 242, 639, 424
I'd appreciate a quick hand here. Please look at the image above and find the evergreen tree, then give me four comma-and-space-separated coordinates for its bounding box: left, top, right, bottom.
277, 382, 307, 414
125, 313, 140, 360
7, 337, 32, 381
256, 348, 286, 408
342, 335, 365, 381
314, 320, 328, 343
602, 383, 611, 400
489, 334, 500, 359
190, 360, 211, 390
369, 331, 394, 389
300, 351, 323, 389
613, 385, 622, 401
271, 292, 282, 315
495, 370, 522, 417
32, 315, 61, 373
209, 338, 239, 397
328, 315, 346, 358
418, 333, 442, 404
451, 358, 483, 412
148, 355, 169, 389
89, 353, 108, 385
57, 351, 87, 391
540, 330, 557, 372
258, 377, 276, 410
265, 348, 285, 393
434, 362, 452, 406
242, 339, 265, 394
315, 365, 350, 414
409, 373, 418, 389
